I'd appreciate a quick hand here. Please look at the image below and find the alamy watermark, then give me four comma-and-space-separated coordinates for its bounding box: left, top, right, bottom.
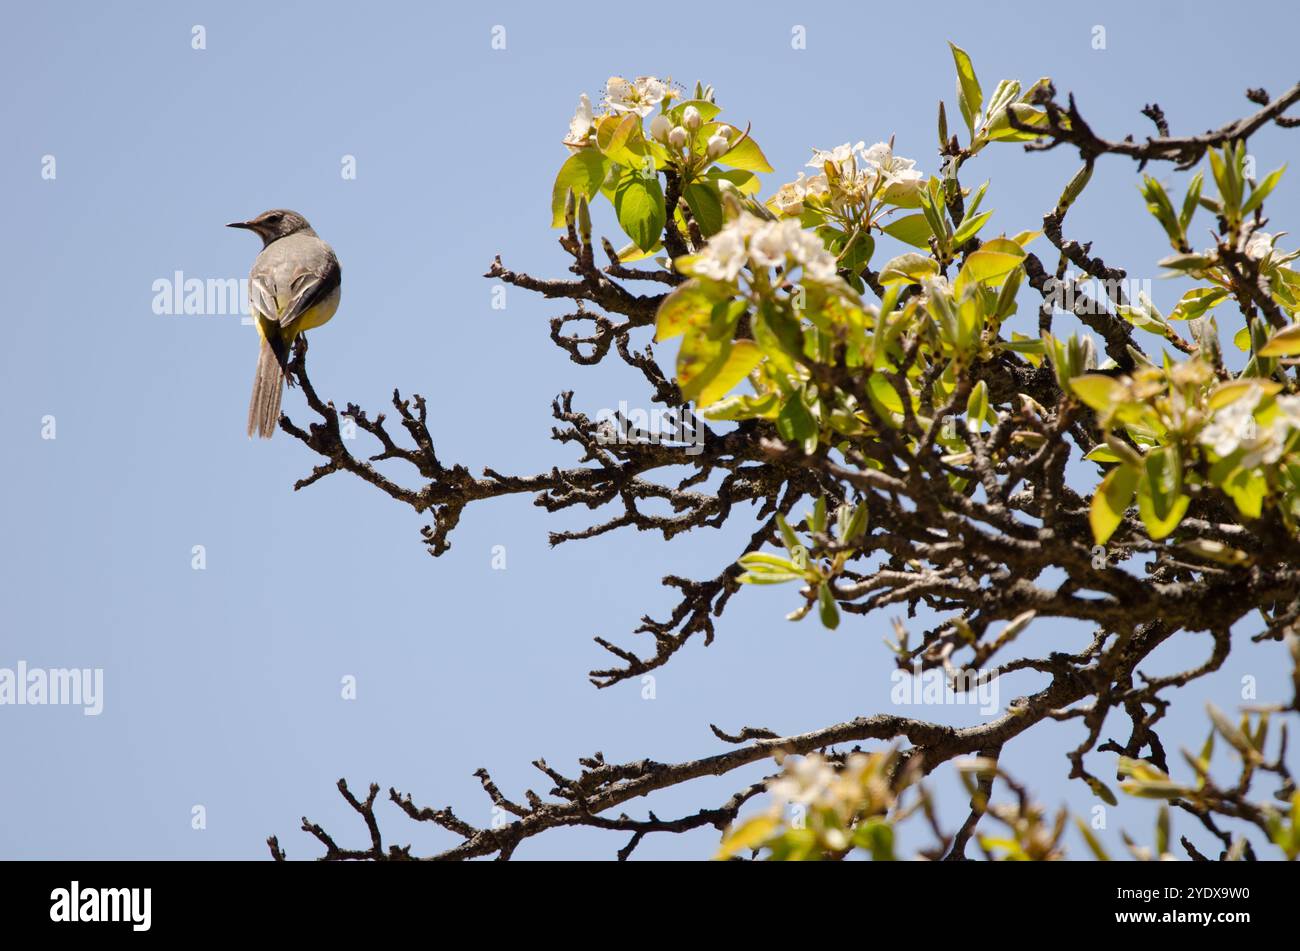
890, 662, 999, 716
1043, 272, 1153, 315
595, 401, 705, 456
151, 271, 254, 324
0, 662, 103, 716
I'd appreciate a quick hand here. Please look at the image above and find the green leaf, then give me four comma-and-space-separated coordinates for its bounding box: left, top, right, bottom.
1085, 776, 1119, 807
1142, 445, 1183, 523
1075, 818, 1111, 861
676, 331, 728, 403
1137, 473, 1189, 540
614, 171, 666, 252
1057, 163, 1094, 212
956, 251, 1019, 290
948, 42, 983, 137
738, 552, 800, 572
879, 252, 939, 285
684, 181, 724, 237
698, 340, 762, 407
1158, 252, 1215, 273
550, 150, 608, 227
997, 335, 1046, 356
966, 380, 989, 433
883, 213, 935, 246
737, 571, 804, 585
837, 230, 875, 274
852, 818, 895, 861
710, 125, 773, 173
842, 501, 869, 543
1179, 539, 1252, 566
1168, 287, 1228, 321
1208, 146, 1243, 220
1222, 466, 1267, 519
714, 814, 778, 859
754, 301, 804, 366
668, 99, 722, 125
818, 582, 840, 630
1140, 176, 1183, 247
1241, 164, 1286, 216
810, 496, 827, 534
707, 167, 762, 195
776, 392, 818, 452
655, 280, 719, 341
951, 209, 994, 246
1083, 445, 1124, 464
1090, 464, 1138, 545
775, 513, 801, 552
1070, 373, 1123, 411
868, 373, 906, 414
595, 113, 647, 168
1180, 171, 1203, 233
1207, 703, 1258, 760
1260, 322, 1300, 356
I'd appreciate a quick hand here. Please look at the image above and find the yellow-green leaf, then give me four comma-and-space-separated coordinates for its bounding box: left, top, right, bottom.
698, 340, 763, 407
1137, 478, 1189, 540
879, 252, 939, 286
882, 214, 934, 249
1260, 322, 1300, 356
1208, 378, 1281, 409
956, 239, 1025, 289
1090, 464, 1138, 545
655, 280, 716, 341
1070, 373, 1124, 411
966, 380, 989, 433
712, 125, 773, 173
1168, 287, 1228, 321
948, 42, 983, 136
550, 150, 608, 227
714, 814, 778, 859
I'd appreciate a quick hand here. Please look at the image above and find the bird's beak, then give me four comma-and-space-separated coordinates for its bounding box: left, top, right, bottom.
226, 220, 256, 230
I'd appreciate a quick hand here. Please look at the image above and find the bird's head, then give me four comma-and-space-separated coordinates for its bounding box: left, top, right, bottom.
226, 209, 313, 245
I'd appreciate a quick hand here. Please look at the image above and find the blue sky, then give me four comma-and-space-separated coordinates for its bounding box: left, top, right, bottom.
2, 0, 1297, 859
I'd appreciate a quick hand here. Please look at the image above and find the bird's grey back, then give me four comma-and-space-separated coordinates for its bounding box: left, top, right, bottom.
249, 232, 339, 324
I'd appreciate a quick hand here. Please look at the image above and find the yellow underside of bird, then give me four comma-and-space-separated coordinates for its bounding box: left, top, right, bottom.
256, 285, 341, 346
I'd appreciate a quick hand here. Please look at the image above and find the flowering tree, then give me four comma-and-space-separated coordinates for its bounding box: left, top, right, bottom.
268, 50, 1300, 861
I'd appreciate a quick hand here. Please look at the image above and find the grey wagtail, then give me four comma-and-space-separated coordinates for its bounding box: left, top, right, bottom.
227, 210, 341, 438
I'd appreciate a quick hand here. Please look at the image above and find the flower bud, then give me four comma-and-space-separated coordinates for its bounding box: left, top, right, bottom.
649, 114, 671, 143
668, 126, 688, 149
683, 106, 702, 131
706, 134, 729, 160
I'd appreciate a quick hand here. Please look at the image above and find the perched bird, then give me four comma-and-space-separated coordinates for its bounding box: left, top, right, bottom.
227, 210, 341, 438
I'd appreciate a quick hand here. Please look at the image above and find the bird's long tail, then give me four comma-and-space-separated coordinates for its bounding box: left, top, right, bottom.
247, 338, 285, 438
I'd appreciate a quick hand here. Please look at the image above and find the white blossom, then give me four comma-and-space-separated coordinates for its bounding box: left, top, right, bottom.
747, 220, 792, 268
768, 754, 839, 808
807, 141, 864, 175
604, 75, 667, 117
1198, 384, 1300, 467
769, 173, 828, 217
684, 213, 839, 284
861, 140, 924, 201
562, 93, 594, 152
1245, 230, 1275, 262
767, 753, 875, 819
689, 217, 756, 281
